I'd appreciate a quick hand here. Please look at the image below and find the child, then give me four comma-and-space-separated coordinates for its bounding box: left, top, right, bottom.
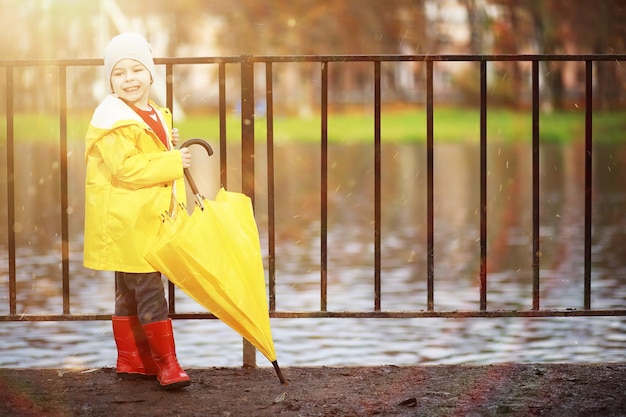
84, 33, 192, 390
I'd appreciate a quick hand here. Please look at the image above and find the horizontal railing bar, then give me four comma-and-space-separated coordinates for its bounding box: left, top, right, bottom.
0, 314, 216, 321
0, 58, 237, 67
1, 54, 624, 67
0, 314, 113, 321
1, 309, 625, 322
237, 54, 626, 63
271, 310, 626, 318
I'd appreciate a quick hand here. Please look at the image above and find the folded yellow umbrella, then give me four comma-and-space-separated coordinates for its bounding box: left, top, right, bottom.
144, 139, 284, 384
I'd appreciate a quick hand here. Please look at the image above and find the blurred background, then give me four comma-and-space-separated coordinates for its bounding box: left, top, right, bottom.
2, 0, 625, 113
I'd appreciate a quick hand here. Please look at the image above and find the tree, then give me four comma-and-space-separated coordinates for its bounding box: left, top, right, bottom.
207, 0, 428, 55
487, 0, 625, 109
562, 0, 626, 109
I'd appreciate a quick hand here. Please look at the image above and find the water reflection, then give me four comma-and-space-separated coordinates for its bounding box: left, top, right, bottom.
1, 141, 625, 367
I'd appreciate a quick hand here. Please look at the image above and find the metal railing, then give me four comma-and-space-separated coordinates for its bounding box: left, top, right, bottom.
2, 54, 625, 324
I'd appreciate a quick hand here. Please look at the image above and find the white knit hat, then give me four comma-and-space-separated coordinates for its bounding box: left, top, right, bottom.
103, 33, 156, 83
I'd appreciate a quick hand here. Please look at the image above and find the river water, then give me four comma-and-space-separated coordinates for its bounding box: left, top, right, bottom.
1, 141, 625, 368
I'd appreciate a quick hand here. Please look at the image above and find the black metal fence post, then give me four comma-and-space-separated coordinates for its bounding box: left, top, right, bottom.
320, 60, 329, 312
426, 60, 434, 311
5, 66, 16, 316
479, 60, 488, 311
165, 62, 177, 315
532, 60, 541, 310
240, 55, 257, 368
58, 65, 70, 314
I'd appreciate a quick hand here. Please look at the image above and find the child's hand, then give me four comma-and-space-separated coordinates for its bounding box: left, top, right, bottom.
180, 147, 192, 168
171, 128, 180, 146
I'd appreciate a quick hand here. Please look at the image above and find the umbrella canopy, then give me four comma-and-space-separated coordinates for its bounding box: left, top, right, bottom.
144, 139, 284, 383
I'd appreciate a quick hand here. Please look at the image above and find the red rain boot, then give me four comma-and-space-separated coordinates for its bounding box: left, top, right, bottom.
142, 319, 191, 390
112, 316, 159, 379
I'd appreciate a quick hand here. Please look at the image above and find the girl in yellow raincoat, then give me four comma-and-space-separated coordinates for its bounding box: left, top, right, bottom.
84, 33, 191, 390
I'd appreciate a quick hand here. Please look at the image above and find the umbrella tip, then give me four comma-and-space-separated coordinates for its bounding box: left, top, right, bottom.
272, 360, 286, 384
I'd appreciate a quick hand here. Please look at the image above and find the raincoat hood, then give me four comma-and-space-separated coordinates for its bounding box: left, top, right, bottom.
85, 95, 166, 157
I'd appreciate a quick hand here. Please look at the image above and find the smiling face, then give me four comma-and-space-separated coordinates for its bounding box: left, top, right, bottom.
110, 58, 152, 109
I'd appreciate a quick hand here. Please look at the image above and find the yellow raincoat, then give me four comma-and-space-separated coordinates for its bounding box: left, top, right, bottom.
83, 95, 186, 272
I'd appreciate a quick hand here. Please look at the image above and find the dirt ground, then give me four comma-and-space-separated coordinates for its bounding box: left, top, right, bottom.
0, 363, 624, 417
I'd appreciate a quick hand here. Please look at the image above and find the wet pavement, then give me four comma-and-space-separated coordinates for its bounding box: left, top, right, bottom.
1, 363, 624, 416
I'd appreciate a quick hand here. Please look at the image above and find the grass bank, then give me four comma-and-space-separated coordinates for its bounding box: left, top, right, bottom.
2, 108, 624, 144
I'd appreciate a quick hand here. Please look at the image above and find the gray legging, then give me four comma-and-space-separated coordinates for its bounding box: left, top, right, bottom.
114, 271, 168, 324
